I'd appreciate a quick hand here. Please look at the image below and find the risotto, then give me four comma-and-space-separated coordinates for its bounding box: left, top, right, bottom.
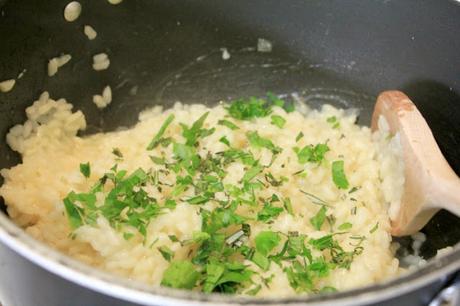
0, 92, 403, 296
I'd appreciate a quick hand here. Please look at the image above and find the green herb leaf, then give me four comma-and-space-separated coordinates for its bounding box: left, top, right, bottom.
80, 162, 91, 178
370, 222, 379, 233
285, 265, 313, 293
63, 192, 83, 229
270, 115, 286, 128
255, 231, 281, 256
293, 143, 329, 164
219, 136, 230, 146
164, 199, 177, 209
181, 112, 214, 146
112, 148, 123, 158
147, 114, 175, 150
227, 97, 272, 120
123, 232, 134, 240
150, 156, 166, 165
203, 263, 225, 292
309, 235, 334, 251
218, 119, 239, 130
338, 222, 352, 231
245, 284, 262, 296
242, 165, 264, 183
158, 246, 175, 262
327, 116, 340, 129
257, 202, 284, 222
251, 251, 270, 270
332, 160, 349, 189
283, 197, 294, 215
310, 206, 327, 231
246, 131, 282, 154
295, 132, 304, 142
161, 260, 199, 289
187, 195, 210, 205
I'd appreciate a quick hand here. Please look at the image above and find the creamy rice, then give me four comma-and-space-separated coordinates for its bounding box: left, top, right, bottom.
0, 93, 403, 296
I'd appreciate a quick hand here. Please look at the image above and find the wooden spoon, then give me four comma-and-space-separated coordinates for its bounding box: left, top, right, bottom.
371, 90, 460, 236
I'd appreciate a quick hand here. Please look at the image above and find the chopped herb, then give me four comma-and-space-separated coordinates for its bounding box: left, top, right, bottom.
348, 186, 360, 194
168, 235, 179, 242
255, 231, 281, 256
187, 194, 210, 205
266, 92, 285, 108
242, 165, 264, 183
300, 190, 331, 207
320, 286, 338, 293
245, 284, 262, 296
158, 246, 175, 262
257, 202, 284, 222
191, 231, 211, 244
164, 199, 177, 209
332, 160, 349, 189
112, 148, 123, 158
219, 136, 230, 146
203, 263, 225, 292
370, 222, 379, 234
270, 115, 286, 128
63, 193, 83, 229
351, 207, 357, 215
326, 116, 340, 129
227, 96, 272, 120
246, 131, 282, 154
251, 251, 270, 270
338, 222, 352, 231
150, 155, 166, 165
80, 162, 91, 178
295, 132, 304, 142
147, 114, 175, 150
283, 197, 294, 215
293, 143, 329, 164
309, 235, 334, 251
161, 260, 199, 289
123, 232, 134, 240
310, 206, 327, 231
181, 112, 214, 146
218, 119, 239, 130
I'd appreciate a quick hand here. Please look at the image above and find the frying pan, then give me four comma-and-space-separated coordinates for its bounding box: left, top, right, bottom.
0, 0, 460, 305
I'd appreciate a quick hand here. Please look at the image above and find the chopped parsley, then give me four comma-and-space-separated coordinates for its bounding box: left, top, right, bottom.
270, 115, 286, 128
293, 143, 329, 164
161, 260, 199, 289
370, 222, 379, 234
332, 160, 349, 189
255, 231, 281, 256
310, 206, 327, 230
257, 202, 284, 222
218, 119, 239, 130
219, 136, 230, 146
227, 97, 272, 120
295, 132, 304, 142
338, 222, 352, 231
246, 131, 282, 154
158, 246, 174, 262
79, 162, 91, 178
326, 116, 340, 129
112, 148, 123, 158
147, 114, 175, 150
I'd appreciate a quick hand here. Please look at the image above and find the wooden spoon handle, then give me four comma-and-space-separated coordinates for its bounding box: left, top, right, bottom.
372, 91, 460, 236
